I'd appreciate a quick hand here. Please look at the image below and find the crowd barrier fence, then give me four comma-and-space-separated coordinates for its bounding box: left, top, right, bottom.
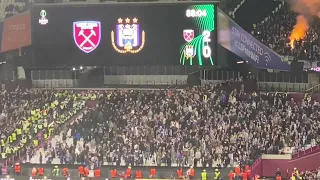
0, 166, 233, 180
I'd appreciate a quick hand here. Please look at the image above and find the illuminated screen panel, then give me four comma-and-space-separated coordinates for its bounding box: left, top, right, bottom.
31, 3, 217, 67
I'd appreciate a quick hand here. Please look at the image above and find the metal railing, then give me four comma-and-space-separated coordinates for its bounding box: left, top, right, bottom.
31, 70, 74, 80
103, 66, 211, 75
291, 145, 320, 159
257, 71, 308, 83
306, 84, 320, 92
258, 82, 308, 92
0, 69, 15, 81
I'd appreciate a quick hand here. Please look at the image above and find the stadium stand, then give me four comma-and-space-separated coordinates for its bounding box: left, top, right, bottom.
253, 3, 320, 61
226, 0, 245, 18
305, 169, 320, 179
0, 89, 87, 166
21, 82, 319, 171
1, 0, 28, 19
0, 0, 319, 180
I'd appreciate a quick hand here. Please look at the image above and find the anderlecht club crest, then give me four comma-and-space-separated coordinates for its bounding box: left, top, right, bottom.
111, 17, 145, 54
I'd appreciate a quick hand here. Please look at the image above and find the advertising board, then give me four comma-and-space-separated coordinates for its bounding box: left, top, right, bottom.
1, 12, 31, 53
31, 2, 217, 67
217, 8, 290, 71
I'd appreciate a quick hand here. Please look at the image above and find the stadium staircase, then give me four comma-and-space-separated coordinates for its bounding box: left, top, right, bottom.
228, 0, 246, 19
22, 98, 87, 164
27, 110, 86, 164
306, 84, 320, 92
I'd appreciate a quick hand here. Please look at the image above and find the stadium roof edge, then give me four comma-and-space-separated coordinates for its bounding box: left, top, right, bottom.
31, 1, 220, 7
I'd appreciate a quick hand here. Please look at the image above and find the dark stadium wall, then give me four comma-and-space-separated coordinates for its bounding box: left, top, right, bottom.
234, 0, 281, 32
226, 52, 250, 77
287, 151, 320, 175
1, 79, 31, 91
261, 159, 290, 177
251, 148, 320, 177
217, 44, 229, 67
251, 158, 262, 178
78, 67, 104, 88
0, 53, 16, 81
256, 153, 320, 177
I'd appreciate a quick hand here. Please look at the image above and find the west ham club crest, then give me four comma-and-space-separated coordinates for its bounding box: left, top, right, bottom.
111, 17, 145, 54
183, 29, 194, 42
73, 21, 101, 53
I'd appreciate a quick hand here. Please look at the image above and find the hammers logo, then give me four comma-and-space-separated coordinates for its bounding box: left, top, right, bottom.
73, 21, 101, 53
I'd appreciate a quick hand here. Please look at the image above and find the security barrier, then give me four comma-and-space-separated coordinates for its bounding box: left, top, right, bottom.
1, 166, 233, 180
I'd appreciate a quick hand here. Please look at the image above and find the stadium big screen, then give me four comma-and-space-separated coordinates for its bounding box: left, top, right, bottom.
31, 2, 217, 67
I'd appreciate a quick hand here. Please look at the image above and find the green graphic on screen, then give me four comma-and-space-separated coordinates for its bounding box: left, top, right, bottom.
180, 4, 215, 66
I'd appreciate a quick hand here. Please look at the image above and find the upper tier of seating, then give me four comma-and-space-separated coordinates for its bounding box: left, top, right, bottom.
253, 3, 320, 61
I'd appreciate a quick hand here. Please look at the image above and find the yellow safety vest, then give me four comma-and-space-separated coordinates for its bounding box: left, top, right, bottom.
33, 139, 38, 146
201, 172, 207, 180
214, 172, 220, 180
49, 128, 54, 136
16, 128, 21, 135
12, 133, 16, 141
7, 136, 12, 143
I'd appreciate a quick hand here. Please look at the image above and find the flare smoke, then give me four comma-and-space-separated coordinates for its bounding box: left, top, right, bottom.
287, 0, 320, 48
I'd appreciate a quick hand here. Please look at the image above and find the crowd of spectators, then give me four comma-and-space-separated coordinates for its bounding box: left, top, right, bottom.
0, 88, 86, 166
0, 87, 55, 148
300, 169, 320, 180
253, 3, 320, 61
34, 81, 320, 169
2, 0, 29, 19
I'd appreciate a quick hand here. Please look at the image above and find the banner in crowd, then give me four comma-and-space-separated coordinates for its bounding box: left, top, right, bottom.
217, 8, 290, 71
1, 12, 31, 53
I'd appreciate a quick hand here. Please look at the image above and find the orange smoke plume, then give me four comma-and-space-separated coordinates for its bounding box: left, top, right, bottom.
289, 0, 320, 17
289, 15, 309, 49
